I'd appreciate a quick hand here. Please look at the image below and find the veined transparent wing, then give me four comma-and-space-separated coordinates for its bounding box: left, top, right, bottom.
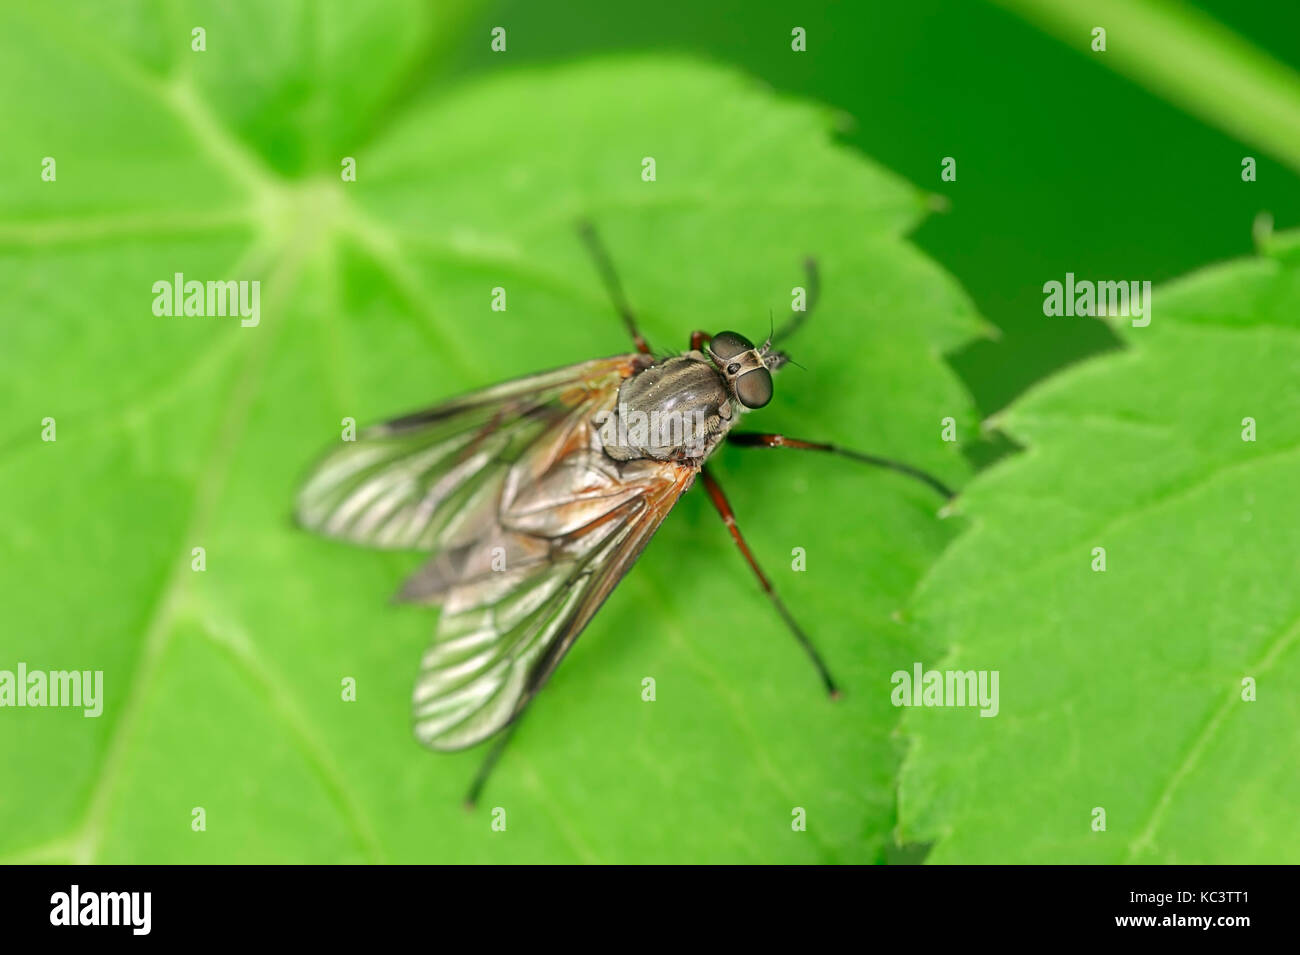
298, 354, 644, 551
296, 353, 698, 751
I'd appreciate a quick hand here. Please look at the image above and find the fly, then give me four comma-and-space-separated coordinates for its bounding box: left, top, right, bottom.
295, 222, 954, 805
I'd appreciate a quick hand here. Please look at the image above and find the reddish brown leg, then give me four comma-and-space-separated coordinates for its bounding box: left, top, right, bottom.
727, 432, 954, 499
577, 220, 651, 354
690, 330, 713, 351
700, 465, 839, 697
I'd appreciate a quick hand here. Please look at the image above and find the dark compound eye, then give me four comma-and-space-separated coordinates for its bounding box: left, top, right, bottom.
734, 367, 773, 409
709, 330, 753, 361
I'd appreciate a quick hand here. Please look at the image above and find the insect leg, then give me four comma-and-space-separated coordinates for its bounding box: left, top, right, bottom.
577, 220, 652, 355
771, 257, 820, 346
463, 719, 521, 810
699, 466, 839, 698
726, 432, 955, 500
689, 330, 712, 351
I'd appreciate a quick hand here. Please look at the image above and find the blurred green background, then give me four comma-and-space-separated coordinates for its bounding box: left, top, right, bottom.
455, 0, 1300, 421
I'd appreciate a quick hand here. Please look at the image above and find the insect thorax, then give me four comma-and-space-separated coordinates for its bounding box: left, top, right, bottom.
597, 354, 735, 462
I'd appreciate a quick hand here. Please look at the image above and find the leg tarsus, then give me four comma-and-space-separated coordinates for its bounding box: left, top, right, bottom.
699, 466, 838, 697
727, 432, 955, 500
463, 720, 520, 809
577, 219, 651, 355
771, 257, 820, 345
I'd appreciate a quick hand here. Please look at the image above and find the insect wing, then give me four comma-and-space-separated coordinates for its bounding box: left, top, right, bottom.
411, 453, 694, 750
296, 351, 695, 750
296, 355, 640, 551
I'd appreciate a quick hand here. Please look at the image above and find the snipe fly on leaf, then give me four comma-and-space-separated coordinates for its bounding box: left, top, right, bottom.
296, 223, 954, 806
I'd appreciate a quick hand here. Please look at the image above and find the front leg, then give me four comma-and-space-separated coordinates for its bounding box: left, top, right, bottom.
726, 432, 955, 500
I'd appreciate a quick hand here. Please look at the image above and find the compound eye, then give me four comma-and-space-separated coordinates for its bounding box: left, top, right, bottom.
709, 330, 754, 361
735, 367, 773, 409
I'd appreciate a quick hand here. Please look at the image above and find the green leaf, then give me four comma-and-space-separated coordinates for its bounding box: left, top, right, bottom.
898, 239, 1300, 863
1, 3, 985, 862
